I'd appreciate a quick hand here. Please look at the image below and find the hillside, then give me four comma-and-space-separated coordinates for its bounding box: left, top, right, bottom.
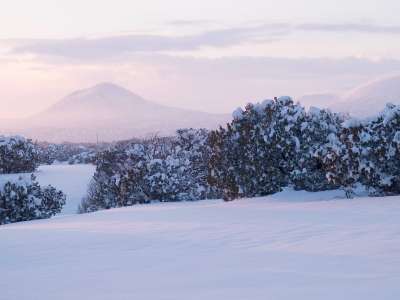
300, 75, 400, 118
298, 76, 400, 118
1, 83, 230, 143
331, 75, 400, 118
297, 93, 341, 109
1, 188, 400, 300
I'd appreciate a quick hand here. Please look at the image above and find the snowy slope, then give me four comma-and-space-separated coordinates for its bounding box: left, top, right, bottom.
1, 189, 400, 300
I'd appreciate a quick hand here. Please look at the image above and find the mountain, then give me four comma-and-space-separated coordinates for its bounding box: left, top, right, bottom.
330, 75, 400, 118
297, 93, 341, 109
2, 83, 230, 143
297, 75, 400, 118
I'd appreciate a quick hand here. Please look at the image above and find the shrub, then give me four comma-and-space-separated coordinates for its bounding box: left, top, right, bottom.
0, 174, 66, 224
0, 136, 39, 174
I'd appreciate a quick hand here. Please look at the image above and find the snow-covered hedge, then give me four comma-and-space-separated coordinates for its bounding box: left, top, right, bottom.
210, 98, 400, 199
0, 174, 66, 225
82, 98, 400, 212
0, 136, 67, 224
0, 136, 39, 173
321, 103, 400, 196
79, 129, 219, 213
208, 97, 345, 200
38, 142, 100, 165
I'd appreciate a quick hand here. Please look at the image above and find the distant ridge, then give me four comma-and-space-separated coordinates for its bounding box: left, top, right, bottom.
330, 75, 400, 117
299, 75, 400, 118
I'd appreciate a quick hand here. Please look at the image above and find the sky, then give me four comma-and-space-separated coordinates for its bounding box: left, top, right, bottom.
1, 0, 400, 118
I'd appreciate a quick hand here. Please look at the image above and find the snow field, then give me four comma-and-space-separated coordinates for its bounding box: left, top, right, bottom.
1, 189, 400, 300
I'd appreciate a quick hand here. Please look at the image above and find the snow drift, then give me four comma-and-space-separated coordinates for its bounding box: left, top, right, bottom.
1, 190, 400, 299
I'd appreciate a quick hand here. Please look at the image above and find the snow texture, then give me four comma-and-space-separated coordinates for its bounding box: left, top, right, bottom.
1, 188, 400, 300
0, 173, 31, 189
0, 135, 26, 146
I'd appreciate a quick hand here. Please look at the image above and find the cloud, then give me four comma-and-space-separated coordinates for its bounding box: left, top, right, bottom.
5, 21, 400, 61
116, 55, 400, 113
296, 22, 400, 34
147, 55, 400, 80
1, 51, 400, 116
9, 25, 285, 59
167, 19, 217, 26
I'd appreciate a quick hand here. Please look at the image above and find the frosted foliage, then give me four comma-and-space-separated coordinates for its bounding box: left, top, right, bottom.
80, 129, 218, 212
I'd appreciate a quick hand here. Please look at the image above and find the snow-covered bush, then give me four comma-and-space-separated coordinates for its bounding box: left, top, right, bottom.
0, 174, 66, 225
208, 97, 345, 200
291, 107, 344, 191
209, 97, 300, 200
314, 103, 400, 197
0, 136, 40, 173
176, 128, 221, 200
315, 123, 363, 198
80, 130, 217, 213
79, 144, 148, 212
37, 142, 101, 165
79, 98, 400, 207
0, 135, 67, 224
358, 104, 400, 194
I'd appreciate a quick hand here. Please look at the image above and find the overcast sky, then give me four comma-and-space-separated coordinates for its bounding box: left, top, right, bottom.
1, 0, 400, 118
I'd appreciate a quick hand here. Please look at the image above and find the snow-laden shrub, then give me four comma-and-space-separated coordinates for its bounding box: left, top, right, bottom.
209, 97, 300, 200
0, 174, 66, 225
291, 107, 344, 191
0, 136, 40, 174
312, 103, 400, 197
357, 104, 400, 195
37, 142, 100, 165
79, 99, 400, 207
79, 130, 218, 213
208, 97, 345, 200
315, 125, 363, 198
0, 136, 67, 224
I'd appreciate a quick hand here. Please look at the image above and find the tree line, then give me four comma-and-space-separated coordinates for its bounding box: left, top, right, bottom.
80, 97, 400, 212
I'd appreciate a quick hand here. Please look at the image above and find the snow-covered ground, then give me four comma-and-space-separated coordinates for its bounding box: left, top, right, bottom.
35, 164, 95, 214
1, 189, 400, 300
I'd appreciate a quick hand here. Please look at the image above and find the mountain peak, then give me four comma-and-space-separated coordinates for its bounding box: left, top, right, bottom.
53, 82, 148, 110
20, 83, 229, 142
70, 82, 142, 99
90, 82, 129, 93
93, 82, 121, 89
